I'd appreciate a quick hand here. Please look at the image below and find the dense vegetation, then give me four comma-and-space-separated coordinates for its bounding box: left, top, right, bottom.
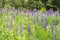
0, 0, 60, 40
0, 8, 60, 40
0, 0, 60, 10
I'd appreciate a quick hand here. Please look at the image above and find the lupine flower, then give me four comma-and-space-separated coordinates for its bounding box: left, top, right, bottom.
48, 8, 54, 15
41, 16, 48, 31
32, 9, 38, 24
43, 12, 47, 15
27, 12, 30, 22
29, 10, 32, 13
24, 10, 28, 13
35, 12, 38, 24
54, 11, 59, 16
28, 22, 32, 36
33, 9, 38, 12
53, 19, 57, 40
33, 9, 38, 15
44, 8, 54, 16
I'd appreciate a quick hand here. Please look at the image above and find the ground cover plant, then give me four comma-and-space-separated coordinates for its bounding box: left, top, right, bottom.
0, 8, 60, 40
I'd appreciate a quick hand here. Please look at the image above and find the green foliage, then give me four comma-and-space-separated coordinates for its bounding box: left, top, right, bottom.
0, 0, 60, 10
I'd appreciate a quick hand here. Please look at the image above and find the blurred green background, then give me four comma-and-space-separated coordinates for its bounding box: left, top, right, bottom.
0, 0, 60, 10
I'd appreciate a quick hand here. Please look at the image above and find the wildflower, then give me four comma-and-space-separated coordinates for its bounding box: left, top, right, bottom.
41, 16, 48, 31
28, 22, 32, 36
54, 11, 59, 16
53, 19, 57, 40
48, 8, 54, 15
35, 12, 38, 24
44, 8, 54, 16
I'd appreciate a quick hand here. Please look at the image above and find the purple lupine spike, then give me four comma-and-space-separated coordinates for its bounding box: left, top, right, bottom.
54, 11, 59, 16
27, 12, 30, 22
48, 8, 54, 15
33, 9, 38, 12
32, 11, 34, 16
49, 8, 54, 12
41, 16, 48, 31
33, 9, 38, 15
35, 12, 38, 24
29, 10, 32, 14
28, 22, 32, 36
24, 10, 29, 14
43, 11, 50, 16
23, 10, 27, 13
44, 8, 54, 16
